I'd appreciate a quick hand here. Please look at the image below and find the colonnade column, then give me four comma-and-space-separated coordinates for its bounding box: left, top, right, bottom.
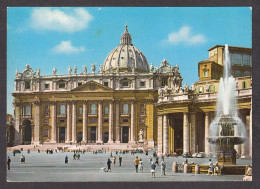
241, 111, 248, 155
14, 101, 21, 145
249, 108, 252, 158
65, 101, 71, 143
130, 100, 136, 143
71, 101, 77, 143
163, 114, 169, 155
51, 101, 57, 143
82, 100, 88, 143
183, 112, 190, 153
205, 112, 210, 155
108, 100, 114, 143
97, 100, 103, 143
115, 100, 120, 143
190, 112, 196, 154
33, 101, 40, 145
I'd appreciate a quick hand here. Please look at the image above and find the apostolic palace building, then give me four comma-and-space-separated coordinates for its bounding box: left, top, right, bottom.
12, 26, 252, 157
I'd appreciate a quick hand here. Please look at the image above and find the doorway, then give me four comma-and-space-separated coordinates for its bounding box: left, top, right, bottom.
59, 127, 65, 143
24, 120, 32, 144
90, 127, 96, 142
122, 127, 129, 143
103, 132, 108, 143
77, 132, 83, 143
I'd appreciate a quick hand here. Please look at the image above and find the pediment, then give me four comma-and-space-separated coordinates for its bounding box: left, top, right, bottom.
71, 80, 113, 92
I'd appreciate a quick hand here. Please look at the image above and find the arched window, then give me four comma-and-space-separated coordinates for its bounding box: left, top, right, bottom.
123, 104, 129, 114
203, 70, 208, 77
25, 105, 31, 115
234, 70, 242, 77
60, 104, 66, 114
244, 71, 250, 76
90, 104, 97, 114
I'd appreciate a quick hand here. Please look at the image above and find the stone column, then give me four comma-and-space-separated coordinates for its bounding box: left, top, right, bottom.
71, 101, 77, 143
108, 100, 114, 143
115, 100, 120, 143
183, 112, 190, 153
249, 108, 252, 158
130, 100, 136, 143
33, 101, 40, 145
14, 101, 21, 145
51, 101, 57, 143
65, 101, 71, 143
190, 112, 196, 154
205, 112, 210, 155
157, 115, 163, 155
163, 114, 169, 155
82, 100, 88, 143
97, 100, 103, 143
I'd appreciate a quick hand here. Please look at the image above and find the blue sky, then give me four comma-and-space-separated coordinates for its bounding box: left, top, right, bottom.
7, 7, 252, 115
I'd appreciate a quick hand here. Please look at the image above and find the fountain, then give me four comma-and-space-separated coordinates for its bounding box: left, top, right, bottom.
207, 44, 247, 165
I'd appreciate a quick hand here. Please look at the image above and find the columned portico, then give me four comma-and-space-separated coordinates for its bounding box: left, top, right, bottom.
115, 100, 120, 143
130, 100, 136, 143
108, 100, 114, 143
51, 101, 57, 143
183, 112, 190, 153
97, 100, 103, 143
65, 101, 71, 143
163, 114, 169, 155
204, 112, 210, 155
14, 101, 21, 145
71, 101, 77, 143
82, 100, 88, 143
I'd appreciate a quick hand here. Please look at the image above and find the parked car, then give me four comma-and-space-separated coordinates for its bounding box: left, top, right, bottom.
13, 149, 21, 154
182, 152, 192, 158
192, 153, 198, 158
241, 153, 246, 159
166, 152, 178, 157
196, 152, 206, 158
135, 149, 144, 153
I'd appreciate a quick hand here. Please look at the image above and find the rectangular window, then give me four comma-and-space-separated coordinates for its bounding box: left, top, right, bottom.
90, 104, 97, 114
232, 53, 243, 65
59, 83, 65, 88
199, 86, 204, 93
78, 107, 83, 115
78, 119, 83, 123
204, 70, 208, 77
104, 82, 109, 87
122, 81, 129, 87
243, 54, 251, 66
25, 105, 31, 115
242, 81, 247, 89
123, 119, 129, 123
161, 78, 168, 87
78, 82, 82, 87
104, 106, 109, 115
44, 105, 50, 117
60, 119, 65, 123
104, 119, 109, 123
123, 104, 129, 114
140, 104, 146, 115
45, 84, 49, 89
60, 104, 66, 114
42, 129, 49, 137
140, 81, 146, 87
140, 118, 145, 123
25, 81, 30, 89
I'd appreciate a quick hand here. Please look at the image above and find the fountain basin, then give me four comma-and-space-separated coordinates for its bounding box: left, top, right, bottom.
207, 136, 247, 145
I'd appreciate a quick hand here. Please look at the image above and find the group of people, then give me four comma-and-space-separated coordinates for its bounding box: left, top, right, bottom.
207, 159, 221, 176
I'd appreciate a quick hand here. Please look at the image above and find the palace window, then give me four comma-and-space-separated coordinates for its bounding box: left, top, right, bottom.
45, 83, 49, 89
140, 104, 146, 115
78, 119, 83, 123
25, 81, 30, 90
90, 104, 97, 114
58, 83, 65, 89
232, 53, 243, 65
203, 70, 209, 77
198, 86, 204, 94
104, 119, 109, 123
60, 119, 65, 123
242, 81, 247, 89
243, 54, 251, 66
90, 118, 97, 123
122, 81, 129, 87
123, 104, 129, 114
104, 82, 109, 87
60, 104, 66, 115
104, 106, 109, 115
78, 82, 82, 87
209, 85, 215, 93
24, 105, 31, 115
123, 119, 129, 123
161, 78, 168, 87
44, 105, 50, 117
78, 106, 83, 115
140, 81, 146, 87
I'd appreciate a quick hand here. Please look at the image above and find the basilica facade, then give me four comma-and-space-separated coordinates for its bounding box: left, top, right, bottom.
12, 26, 252, 157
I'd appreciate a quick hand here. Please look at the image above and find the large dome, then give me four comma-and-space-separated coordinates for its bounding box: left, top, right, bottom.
103, 25, 149, 73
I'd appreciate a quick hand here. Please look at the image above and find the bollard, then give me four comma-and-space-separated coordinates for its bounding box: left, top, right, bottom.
195, 164, 200, 174
172, 161, 178, 173
183, 163, 189, 173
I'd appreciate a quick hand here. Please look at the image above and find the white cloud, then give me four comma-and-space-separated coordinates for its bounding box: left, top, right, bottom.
30, 8, 93, 33
166, 26, 206, 45
52, 41, 85, 54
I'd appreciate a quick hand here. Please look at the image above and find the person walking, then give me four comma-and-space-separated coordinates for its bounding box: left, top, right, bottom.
107, 158, 112, 172
7, 157, 11, 170
151, 162, 156, 178
77, 153, 80, 160
21, 155, 25, 163
65, 155, 68, 164
149, 156, 152, 164
119, 156, 122, 166
160, 159, 166, 176
73, 153, 76, 160
207, 159, 214, 176
134, 156, 140, 172
138, 159, 144, 172
113, 156, 116, 166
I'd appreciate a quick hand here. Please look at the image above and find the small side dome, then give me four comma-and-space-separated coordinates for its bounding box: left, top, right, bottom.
103, 25, 149, 73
